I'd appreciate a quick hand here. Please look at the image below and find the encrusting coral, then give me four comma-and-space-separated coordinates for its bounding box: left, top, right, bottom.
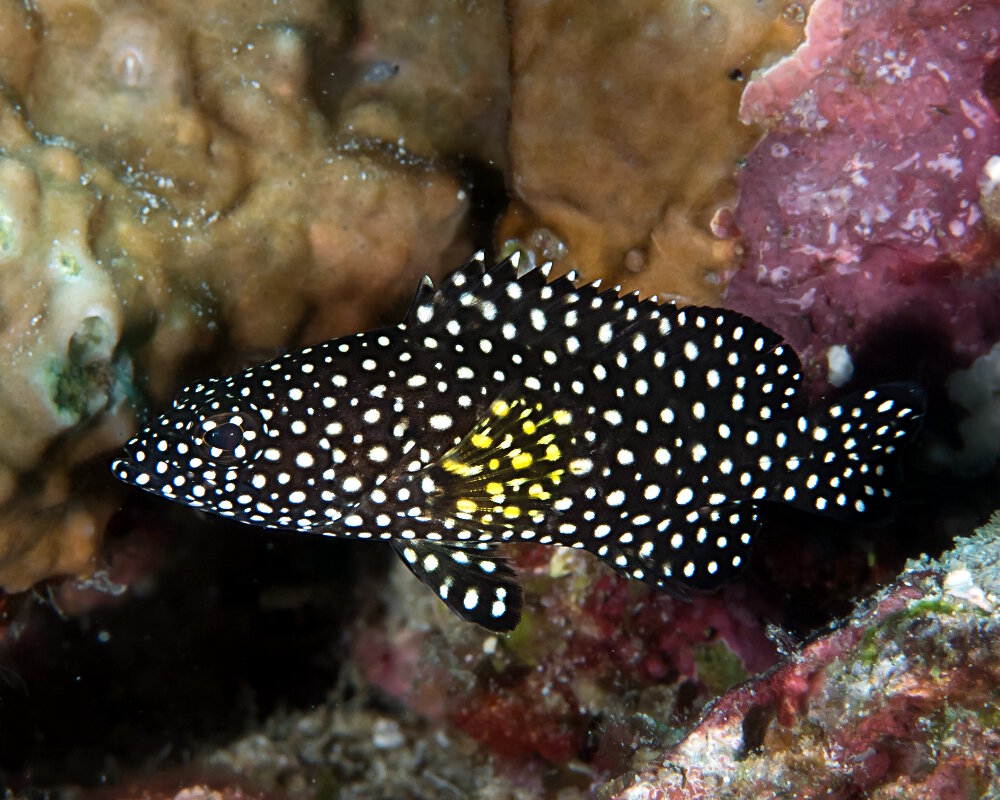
724, 0, 1000, 387
353, 542, 781, 773
44, 510, 999, 798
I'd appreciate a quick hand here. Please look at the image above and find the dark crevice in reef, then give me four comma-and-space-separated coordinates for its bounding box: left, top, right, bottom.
0, 495, 384, 788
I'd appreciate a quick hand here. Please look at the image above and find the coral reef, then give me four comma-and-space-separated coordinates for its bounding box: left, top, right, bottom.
0, 0, 505, 591
0, 102, 137, 591
16, 511, 997, 799
606, 511, 1000, 799
86, 786, 265, 800
724, 0, 1000, 386
2, 0, 998, 796
353, 545, 780, 775
333, 0, 511, 165
499, 0, 812, 304
206, 681, 552, 800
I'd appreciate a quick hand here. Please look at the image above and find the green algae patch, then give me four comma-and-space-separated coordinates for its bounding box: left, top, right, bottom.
692, 640, 749, 696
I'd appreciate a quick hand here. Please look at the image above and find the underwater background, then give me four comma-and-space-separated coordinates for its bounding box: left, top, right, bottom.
1, 0, 999, 797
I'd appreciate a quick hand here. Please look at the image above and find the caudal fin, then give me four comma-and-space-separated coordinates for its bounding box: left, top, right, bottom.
778, 383, 925, 519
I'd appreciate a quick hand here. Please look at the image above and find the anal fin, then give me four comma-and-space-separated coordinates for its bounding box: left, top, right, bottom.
390, 540, 523, 632
592, 503, 759, 593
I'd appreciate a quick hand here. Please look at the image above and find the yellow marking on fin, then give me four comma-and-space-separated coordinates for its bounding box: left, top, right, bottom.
422, 395, 583, 538
528, 483, 551, 500
511, 452, 534, 470
471, 433, 493, 449
441, 458, 483, 478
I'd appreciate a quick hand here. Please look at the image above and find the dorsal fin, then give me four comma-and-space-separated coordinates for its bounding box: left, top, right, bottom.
401, 252, 802, 413
403, 250, 489, 329
402, 251, 573, 345
403, 275, 437, 325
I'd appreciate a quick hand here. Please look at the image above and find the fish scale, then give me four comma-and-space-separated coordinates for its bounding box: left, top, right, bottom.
112, 251, 925, 632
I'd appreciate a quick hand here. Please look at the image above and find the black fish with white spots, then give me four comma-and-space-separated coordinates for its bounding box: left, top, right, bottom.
112, 252, 924, 632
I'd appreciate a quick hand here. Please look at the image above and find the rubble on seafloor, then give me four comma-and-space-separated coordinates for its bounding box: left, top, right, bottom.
352, 543, 779, 774
0, 0, 505, 591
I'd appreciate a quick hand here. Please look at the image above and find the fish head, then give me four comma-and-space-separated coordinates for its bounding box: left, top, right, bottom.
112, 375, 274, 518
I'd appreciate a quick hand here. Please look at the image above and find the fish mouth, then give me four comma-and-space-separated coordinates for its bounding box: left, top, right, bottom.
110, 441, 154, 488
110, 451, 141, 486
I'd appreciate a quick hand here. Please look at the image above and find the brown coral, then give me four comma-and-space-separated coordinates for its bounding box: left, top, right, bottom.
0, 0, 508, 590
500, 0, 812, 304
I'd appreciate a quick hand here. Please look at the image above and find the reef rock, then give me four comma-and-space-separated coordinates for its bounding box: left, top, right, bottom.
354, 545, 780, 775
333, 0, 511, 165
725, 0, 1000, 388
606, 511, 1000, 799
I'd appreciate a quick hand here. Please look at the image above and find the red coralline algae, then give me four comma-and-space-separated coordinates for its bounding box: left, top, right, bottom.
725, 0, 1000, 386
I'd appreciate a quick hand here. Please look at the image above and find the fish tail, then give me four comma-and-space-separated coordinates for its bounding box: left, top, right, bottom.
777, 382, 925, 519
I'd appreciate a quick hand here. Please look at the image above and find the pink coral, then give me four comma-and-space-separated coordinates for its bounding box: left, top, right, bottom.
725, 0, 1000, 385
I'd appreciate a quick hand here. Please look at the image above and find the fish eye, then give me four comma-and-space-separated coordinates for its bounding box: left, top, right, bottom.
194, 410, 263, 465
205, 422, 244, 451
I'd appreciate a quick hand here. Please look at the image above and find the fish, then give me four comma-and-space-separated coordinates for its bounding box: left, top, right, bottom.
111, 251, 925, 632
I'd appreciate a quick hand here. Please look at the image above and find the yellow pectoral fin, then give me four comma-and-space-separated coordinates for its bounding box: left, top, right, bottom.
423, 397, 585, 531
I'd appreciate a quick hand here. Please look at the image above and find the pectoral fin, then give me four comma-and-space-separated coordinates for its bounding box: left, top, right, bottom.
390, 539, 523, 632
